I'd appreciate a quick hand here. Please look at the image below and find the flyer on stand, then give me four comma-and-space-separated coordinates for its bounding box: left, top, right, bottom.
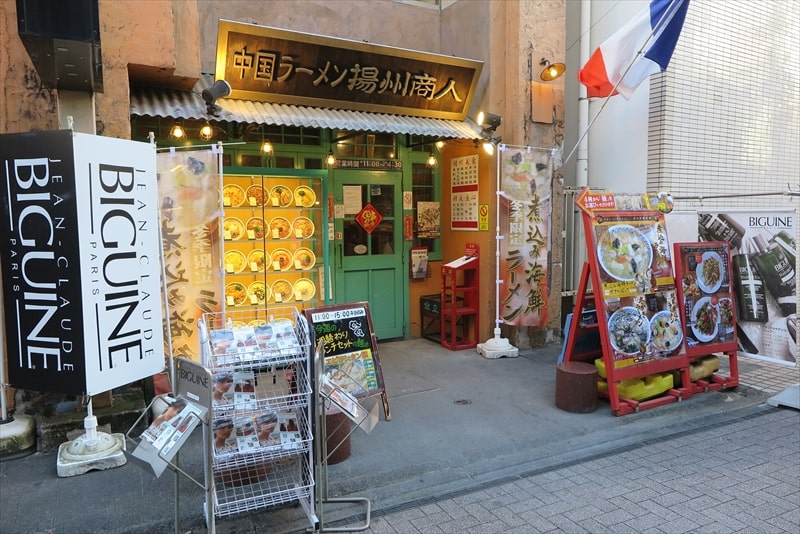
131, 395, 206, 477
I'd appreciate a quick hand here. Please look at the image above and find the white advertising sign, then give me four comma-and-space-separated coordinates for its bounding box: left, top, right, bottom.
0, 130, 165, 395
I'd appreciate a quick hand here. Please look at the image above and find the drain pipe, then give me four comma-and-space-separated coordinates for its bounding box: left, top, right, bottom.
571, 0, 592, 287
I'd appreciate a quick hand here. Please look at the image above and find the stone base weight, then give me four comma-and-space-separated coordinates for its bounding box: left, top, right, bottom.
56, 432, 127, 477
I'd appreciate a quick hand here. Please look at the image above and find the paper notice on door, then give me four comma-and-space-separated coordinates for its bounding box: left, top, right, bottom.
343, 186, 362, 215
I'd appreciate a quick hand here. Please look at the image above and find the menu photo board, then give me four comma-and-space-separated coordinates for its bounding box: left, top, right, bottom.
304, 302, 390, 420
673, 242, 738, 356
589, 210, 686, 366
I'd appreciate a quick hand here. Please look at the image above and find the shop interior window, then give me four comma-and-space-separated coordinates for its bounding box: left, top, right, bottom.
335, 131, 397, 159
411, 161, 439, 258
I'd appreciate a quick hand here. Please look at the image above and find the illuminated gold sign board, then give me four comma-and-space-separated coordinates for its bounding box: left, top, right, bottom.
215, 20, 483, 120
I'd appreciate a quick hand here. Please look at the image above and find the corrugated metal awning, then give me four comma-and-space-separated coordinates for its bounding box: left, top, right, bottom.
130, 74, 483, 139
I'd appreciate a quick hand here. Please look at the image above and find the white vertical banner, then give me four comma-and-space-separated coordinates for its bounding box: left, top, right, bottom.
498, 146, 553, 326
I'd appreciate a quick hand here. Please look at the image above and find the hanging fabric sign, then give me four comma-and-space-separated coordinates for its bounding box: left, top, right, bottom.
157, 149, 223, 362
498, 147, 552, 326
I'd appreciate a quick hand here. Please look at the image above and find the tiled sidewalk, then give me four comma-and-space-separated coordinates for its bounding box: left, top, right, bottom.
345, 404, 800, 534
724, 354, 800, 393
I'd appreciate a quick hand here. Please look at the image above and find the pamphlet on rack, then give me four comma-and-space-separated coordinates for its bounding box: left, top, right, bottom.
320, 374, 378, 433
443, 254, 477, 269
130, 395, 206, 477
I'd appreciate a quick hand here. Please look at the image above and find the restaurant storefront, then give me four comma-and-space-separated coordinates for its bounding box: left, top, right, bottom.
130, 21, 492, 357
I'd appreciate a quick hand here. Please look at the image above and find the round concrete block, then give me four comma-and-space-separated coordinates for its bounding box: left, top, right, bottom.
555, 362, 599, 413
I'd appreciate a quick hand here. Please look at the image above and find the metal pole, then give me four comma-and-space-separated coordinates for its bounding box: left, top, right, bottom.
0, 269, 10, 423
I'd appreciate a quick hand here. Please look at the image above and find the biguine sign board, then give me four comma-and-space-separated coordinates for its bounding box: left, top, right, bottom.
0, 130, 165, 395
304, 302, 390, 419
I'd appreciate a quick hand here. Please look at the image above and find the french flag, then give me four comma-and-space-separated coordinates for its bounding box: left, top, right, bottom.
578, 0, 690, 99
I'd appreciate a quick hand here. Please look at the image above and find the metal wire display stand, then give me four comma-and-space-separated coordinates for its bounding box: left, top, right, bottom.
202, 307, 318, 530
124, 358, 215, 534
312, 340, 375, 532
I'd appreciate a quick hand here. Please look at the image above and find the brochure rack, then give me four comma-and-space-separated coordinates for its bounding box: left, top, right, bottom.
201, 307, 318, 528
441, 255, 479, 350
312, 340, 378, 533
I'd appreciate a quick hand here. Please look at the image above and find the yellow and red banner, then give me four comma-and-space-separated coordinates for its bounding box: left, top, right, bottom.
157, 150, 223, 361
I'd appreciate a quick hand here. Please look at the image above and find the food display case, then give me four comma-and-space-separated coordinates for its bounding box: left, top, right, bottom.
222, 173, 326, 316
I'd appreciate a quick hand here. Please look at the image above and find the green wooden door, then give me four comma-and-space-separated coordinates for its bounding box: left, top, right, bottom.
332, 171, 405, 339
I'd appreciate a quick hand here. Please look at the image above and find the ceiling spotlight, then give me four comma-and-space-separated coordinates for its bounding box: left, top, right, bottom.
539, 58, 566, 81
426, 152, 437, 168
169, 123, 185, 139
326, 149, 336, 166
435, 139, 446, 150
476, 111, 503, 132
261, 139, 273, 154
199, 122, 213, 140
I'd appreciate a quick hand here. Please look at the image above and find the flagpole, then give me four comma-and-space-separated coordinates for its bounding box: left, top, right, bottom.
564, 0, 687, 165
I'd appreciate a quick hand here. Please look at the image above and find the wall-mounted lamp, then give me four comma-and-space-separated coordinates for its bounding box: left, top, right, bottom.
426, 152, 437, 168
202, 79, 232, 115
539, 58, 566, 81
326, 149, 336, 166
198, 122, 214, 140
261, 139, 273, 154
474, 137, 500, 156
435, 139, 446, 150
476, 111, 503, 133
169, 122, 185, 139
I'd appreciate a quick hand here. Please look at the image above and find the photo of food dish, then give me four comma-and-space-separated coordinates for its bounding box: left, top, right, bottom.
326, 359, 367, 394
247, 249, 269, 272
291, 217, 315, 239
294, 185, 317, 207
270, 185, 293, 207
597, 225, 653, 282
270, 248, 292, 271
696, 251, 723, 294
269, 217, 291, 239
682, 274, 701, 299
650, 310, 683, 352
246, 217, 266, 239
225, 282, 247, 306
270, 279, 294, 302
223, 217, 245, 240
608, 306, 651, 354
293, 279, 316, 301
719, 297, 734, 326
223, 250, 247, 273
691, 297, 719, 342
293, 248, 316, 270
247, 282, 269, 305
222, 184, 245, 207
245, 184, 266, 206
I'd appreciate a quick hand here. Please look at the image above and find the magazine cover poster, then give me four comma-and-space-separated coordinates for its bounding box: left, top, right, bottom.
697, 210, 796, 365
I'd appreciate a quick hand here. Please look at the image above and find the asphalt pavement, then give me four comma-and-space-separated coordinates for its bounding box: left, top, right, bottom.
0, 338, 797, 533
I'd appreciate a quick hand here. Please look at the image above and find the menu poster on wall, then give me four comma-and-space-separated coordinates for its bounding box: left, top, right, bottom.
591, 210, 684, 363
674, 242, 737, 354
157, 149, 223, 362
498, 146, 552, 326
697, 210, 796, 365
450, 155, 479, 230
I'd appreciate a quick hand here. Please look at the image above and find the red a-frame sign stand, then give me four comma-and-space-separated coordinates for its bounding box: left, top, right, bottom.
564, 261, 693, 416
565, 189, 740, 416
